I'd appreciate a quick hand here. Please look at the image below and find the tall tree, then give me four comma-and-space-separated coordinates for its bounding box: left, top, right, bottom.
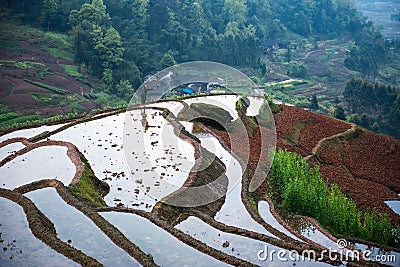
92, 25, 124, 69
69, 0, 109, 31
69, 0, 127, 91
334, 105, 346, 120
223, 0, 247, 27
40, 0, 58, 30
69, 0, 111, 72
310, 94, 319, 110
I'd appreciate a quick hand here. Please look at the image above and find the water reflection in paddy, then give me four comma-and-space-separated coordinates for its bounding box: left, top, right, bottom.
198, 135, 273, 236
101, 211, 231, 267
258, 201, 301, 241
50, 113, 148, 208
0, 142, 25, 161
0, 146, 75, 189
183, 95, 266, 120
0, 124, 65, 143
146, 101, 184, 117
298, 220, 351, 255
354, 243, 400, 267
25, 188, 140, 266
0, 197, 79, 267
50, 110, 195, 211
176, 216, 332, 267
385, 200, 400, 216
247, 96, 265, 116
124, 108, 195, 201
284, 214, 357, 258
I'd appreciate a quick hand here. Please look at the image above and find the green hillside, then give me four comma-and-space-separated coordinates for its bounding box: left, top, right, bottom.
0, 0, 399, 137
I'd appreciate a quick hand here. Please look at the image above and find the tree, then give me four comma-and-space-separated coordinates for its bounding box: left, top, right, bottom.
40, 0, 58, 30
100, 68, 113, 92
116, 79, 134, 99
69, 0, 109, 31
116, 0, 153, 72
184, 1, 211, 56
92, 25, 124, 69
69, 0, 111, 76
310, 94, 319, 110
360, 113, 371, 128
334, 105, 346, 120
223, 0, 247, 27
288, 64, 307, 78
69, 0, 127, 93
371, 122, 380, 132
160, 52, 177, 69
345, 24, 387, 77
114, 61, 142, 90
349, 114, 361, 125
93, 26, 125, 93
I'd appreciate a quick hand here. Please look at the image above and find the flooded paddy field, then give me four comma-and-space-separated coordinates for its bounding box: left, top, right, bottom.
0, 146, 75, 189
0, 142, 25, 161
101, 211, 230, 266
0, 197, 79, 267
0, 94, 397, 266
25, 187, 140, 266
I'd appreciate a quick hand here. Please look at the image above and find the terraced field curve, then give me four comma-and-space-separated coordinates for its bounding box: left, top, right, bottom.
0, 95, 398, 266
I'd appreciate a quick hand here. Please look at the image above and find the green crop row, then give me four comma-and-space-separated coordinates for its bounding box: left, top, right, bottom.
24, 78, 69, 95
267, 150, 400, 248
0, 112, 78, 134
0, 115, 40, 128
0, 112, 19, 122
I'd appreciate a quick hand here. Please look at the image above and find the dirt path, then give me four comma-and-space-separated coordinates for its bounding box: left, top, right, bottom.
304, 122, 356, 161
303, 50, 318, 60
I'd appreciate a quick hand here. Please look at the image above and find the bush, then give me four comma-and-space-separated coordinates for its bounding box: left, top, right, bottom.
287, 63, 308, 78
266, 96, 281, 114
267, 150, 399, 247
70, 102, 86, 112
0, 115, 40, 128
96, 96, 109, 107
334, 105, 346, 120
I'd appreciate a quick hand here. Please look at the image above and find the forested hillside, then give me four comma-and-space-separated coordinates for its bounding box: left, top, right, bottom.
344, 78, 400, 137
1, 0, 371, 90
1, 0, 400, 137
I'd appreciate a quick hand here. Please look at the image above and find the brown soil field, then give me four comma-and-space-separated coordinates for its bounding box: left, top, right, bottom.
277, 106, 400, 224
211, 103, 400, 225
275, 105, 352, 153
0, 40, 99, 117
2, 93, 37, 106
317, 129, 400, 224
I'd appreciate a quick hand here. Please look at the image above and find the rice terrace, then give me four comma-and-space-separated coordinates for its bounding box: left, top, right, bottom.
0, 61, 399, 267
1, 0, 400, 266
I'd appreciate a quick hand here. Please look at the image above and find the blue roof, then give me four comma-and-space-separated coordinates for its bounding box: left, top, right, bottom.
183, 88, 194, 94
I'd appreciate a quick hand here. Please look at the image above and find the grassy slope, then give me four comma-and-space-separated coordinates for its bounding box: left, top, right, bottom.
0, 16, 128, 133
